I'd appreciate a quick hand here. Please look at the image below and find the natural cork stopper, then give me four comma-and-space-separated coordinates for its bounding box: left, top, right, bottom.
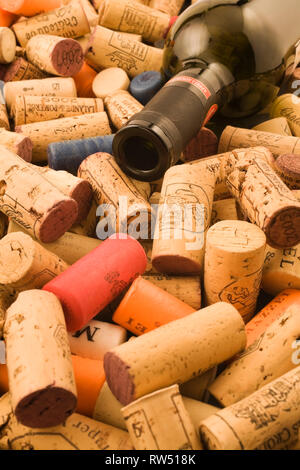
210, 198, 238, 226
204, 221, 266, 323
92, 67, 130, 99
0, 129, 32, 162
104, 90, 143, 129
149, 0, 184, 16
274, 154, 300, 189
121, 385, 202, 450
262, 244, 300, 296
0, 27, 16, 64
182, 127, 218, 163
270, 94, 300, 137
104, 302, 246, 405
4, 290, 77, 428
0, 57, 48, 82
253, 117, 292, 136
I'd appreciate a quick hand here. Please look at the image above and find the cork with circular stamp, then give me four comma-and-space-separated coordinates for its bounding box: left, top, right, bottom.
274, 154, 300, 189
121, 385, 202, 450
0, 145, 78, 243
85, 26, 163, 77
204, 220, 266, 323
4, 290, 77, 428
104, 90, 143, 130
12, 2, 91, 47
99, 0, 170, 44
104, 302, 246, 405
225, 152, 300, 249
26, 35, 84, 77
152, 162, 216, 275
0, 232, 69, 292
200, 366, 300, 450
270, 94, 300, 137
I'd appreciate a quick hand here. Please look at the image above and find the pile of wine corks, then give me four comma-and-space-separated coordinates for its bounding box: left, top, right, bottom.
0, 0, 299, 453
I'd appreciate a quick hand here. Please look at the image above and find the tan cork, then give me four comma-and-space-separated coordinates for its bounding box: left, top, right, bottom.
270, 94, 300, 137
262, 243, 300, 295
180, 367, 217, 402
0, 27, 16, 64
149, 0, 184, 16
0, 128, 32, 162
104, 90, 143, 129
274, 153, 300, 190
70, 197, 98, 237
253, 117, 292, 136
210, 198, 238, 226
1, 58, 49, 82
92, 67, 130, 99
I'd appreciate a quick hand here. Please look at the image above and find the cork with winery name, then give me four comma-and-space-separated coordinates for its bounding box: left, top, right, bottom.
12, 2, 91, 47
270, 94, 300, 137
104, 90, 143, 129
0, 58, 49, 82
121, 385, 202, 450
0, 145, 78, 243
4, 290, 77, 428
262, 244, 300, 296
85, 26, 163, 77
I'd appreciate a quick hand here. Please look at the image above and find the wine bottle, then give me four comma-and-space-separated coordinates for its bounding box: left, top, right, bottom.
113, 0, 300, 181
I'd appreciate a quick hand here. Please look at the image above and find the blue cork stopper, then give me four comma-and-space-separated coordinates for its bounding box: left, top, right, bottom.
48, 135, 115, 175
129, 71, 163, 105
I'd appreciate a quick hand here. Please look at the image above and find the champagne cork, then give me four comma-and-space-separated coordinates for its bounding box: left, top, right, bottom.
26, 35, 84, 77
104, 90, 143, 129
0, 27, 16, 64
182, 128, 219, 163
270, 94, 300, 137
43, 234, 147, 332
262, 244, 300, 295
7, 219, 102, 265
0, 8, 16, 27
78, 152, 152, 237
92, 67, 130, 99
13, 95, 104, 126
152, 162, 216, 275
4, 77, 77, 111
219, 125, 300, 158
204, 221, 266, 323
200, 366, 300, 450
33, 165, 92, 224
0, 146, 78, 242
0, 394, 133, 450
104, 302, 246, 405
15, 112, 111, 162
85, 26, 163, 77
143, 273, 201, 310
253, 117, 292, 136
4, 290, 77, 428
129, 70, 163, 105
0, 128, 32, 161
0, 232, 69, 292
273, 153, 300, 190
0, 80, 9, 130
121, 385, 202, 450
112, 276, 195, 335
48, 134, 114, 174
0, 0, 62, 16
209, 304, 300, 407
70, 196, 98, 237
0, 57, 49, 82
225, 152, 300, 249
69, 319, 127, 360
73, 61, 97, 98
149, 0, 184, 16
98, 0, 170, 44
210, 198, 238, 226
12, 2, 91, 47
180, 367, 217, 402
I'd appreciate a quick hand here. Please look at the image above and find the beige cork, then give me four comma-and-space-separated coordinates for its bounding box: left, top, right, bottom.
12, 2, 91, 47
79, 0, 99, 27
15, 112, 111, 162
149, 0, 184, 16
33, 166, 93, 224
104, 90, 143, 129
70, 197, 98, 237
219, 126, 300, 158
99, 0, 170, 44
270, 94, 300, 137
180, 367, 217, 402
225, 151, 300, 249
113, 32, 143, 42
78, 152, 152, 237
4, 290, 77, 428
93, 67, 130, 99
4, 77, 77, 111
274, 154, 300, 190
204, 221, 266, 323
104, 302, 246, 405
151, 162, 216, 275
0, 393, 133, 450
69, 319, 127, 360
121, 385, 202, 450
209, 304, 300, 408
12, 95, 104, 126
200, 366, 300, 450
262, 244, 300, 295
26, 35, 84, 77
1, 58, 49, 82
0, 27, 16, 64
0, 128, 32, 162
85, 26, 163, 77
253, 117, 292, 136
0, 290, 15, 339
210, 199, 238, 226
183, 398, 220, 434
143, 273, 201, 310
0, 105, 9, 131
0, 146, 78, 243
130, 178, 151, 201
149, 191, 160, 206
0, 232, 68, 292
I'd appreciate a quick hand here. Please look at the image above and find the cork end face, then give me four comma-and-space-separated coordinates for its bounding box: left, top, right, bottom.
70, 180, 93, 225
15, 387, 77, 428
16, 136, 33, 163
266, 207, 300, 249
51, 40, 84, 77
152, 254, 201, 275
39, 199, 78, 243
103, 351, 135, 406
